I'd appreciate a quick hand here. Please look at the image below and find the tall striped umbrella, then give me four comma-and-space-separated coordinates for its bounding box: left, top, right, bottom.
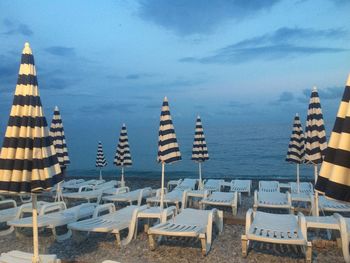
304, 86, 327, 215
316, 75, 350, 203
0, 43, 62, 262
191, 115, 209, 189
114, 124, 132, 187
286, 113, 305, 193
96, 141, 107, 180
158, 97, 181, 209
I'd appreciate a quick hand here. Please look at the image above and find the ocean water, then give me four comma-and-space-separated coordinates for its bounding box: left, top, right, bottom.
67, 122, 324, 182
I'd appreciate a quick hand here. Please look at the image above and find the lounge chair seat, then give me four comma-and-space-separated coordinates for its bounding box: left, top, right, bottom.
242, 209, 312, 262
174, 178, 197, 191
148, 208, 223, 256
318, 196, 350, 213
200, 191, 238, 216
254, 190, 294, 213
230, 179, 252, 196
63, 179, 105, 191
103, 187, 153, 206
146, 189, 187, 211
0, 250, 60, 263
201, 179, 224, 192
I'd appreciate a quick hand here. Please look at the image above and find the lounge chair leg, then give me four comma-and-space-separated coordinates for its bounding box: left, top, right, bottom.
241, 235, 248, 257
200, 237, 207, 256
305, 242, 312, 263
115, 233, 121, 247
148, 234, 156, 251
232, 206, 237, 216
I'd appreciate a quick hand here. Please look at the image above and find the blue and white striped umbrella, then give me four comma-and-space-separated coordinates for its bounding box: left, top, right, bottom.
158, 97, 181, 208
96, 141, 107, 180
114, 124, 132, 186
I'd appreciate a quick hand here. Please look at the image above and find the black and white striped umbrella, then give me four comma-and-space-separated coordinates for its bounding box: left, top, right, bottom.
96, 141, 107, 180
158, 97, 181, 208
286, 113, 305, 192
114, 124, 132, 186
316, 75, 350, 203
0, 43, 62, 262
191, 116, 209, 188
49, 106, 70, 170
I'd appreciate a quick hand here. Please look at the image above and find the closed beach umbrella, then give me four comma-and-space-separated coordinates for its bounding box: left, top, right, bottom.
96, 141, 107, 180
304, 86, 327, 215
114, 124, 132, 187
0, 43, 62, 262
158, 97, 181, 209
191, 115, 209, 189
316, 75, 350, 203
286, 113, 305, 193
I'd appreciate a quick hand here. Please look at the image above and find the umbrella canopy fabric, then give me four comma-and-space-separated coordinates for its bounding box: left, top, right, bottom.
49, 106, 70, 170
286, 114, 305, 164
96, 141, 107, 168
304, 87, 327, 164
191, 116, 209, 162
157, 97, 181, 164
0, 42, 62, 194
114, 124, 132, 167
316, 75, 350, 202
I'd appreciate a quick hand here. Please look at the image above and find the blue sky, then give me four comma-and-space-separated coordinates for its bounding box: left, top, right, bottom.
0, 0, 349, 172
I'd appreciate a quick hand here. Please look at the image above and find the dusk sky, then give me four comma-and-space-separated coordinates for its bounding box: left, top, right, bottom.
0, 0, 349, 172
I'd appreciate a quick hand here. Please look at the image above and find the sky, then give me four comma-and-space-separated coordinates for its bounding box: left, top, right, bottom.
0, 0, 349, 172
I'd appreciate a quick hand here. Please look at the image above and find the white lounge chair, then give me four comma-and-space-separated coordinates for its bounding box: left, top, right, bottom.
202, 179, 224, 192
200, 191, 238, 216
8, 202, 96, 242
103, 187, 153, 206
167, 179, 182, 190
254, 190, 294, 214
0, 250, 60, 263
259, 181, 280, 192
63, 179, 105, 191
148, 208, 223, 256
242, 209, 312, 262
174, 178, 197, 191
334, 213, 350, 263
230, 179, 252, 196
290, 182, 314, 194
317, 195, 350, 214
146, 189, 187, 211
68, 204, 147, 247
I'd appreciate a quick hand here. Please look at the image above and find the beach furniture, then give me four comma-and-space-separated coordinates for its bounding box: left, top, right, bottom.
8, 202, 96, 242
317, 195, 350, 214
290, 182, 313, 194
146, 189, 188, 211
200, 191, 238, 216
202, 179, 224, 192
103, 187, 154, 206
147, 208, 223, 256
334, 213, 350, 263
242, 209, 312, 262
174, 178, 197, 191
254, 190, 294, 213
0, 250, 60, 263
167, 179, 182, 190
63, 179, 105, 191
230, 179, 252, 196
68, 204, 147, 247
258, 180, 280, 192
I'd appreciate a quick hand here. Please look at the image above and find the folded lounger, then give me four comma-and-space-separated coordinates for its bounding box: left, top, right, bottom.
200, 191, 238, 216
242, 209, 312, 262
148, 208, 223, 256
254, 190, 294, 214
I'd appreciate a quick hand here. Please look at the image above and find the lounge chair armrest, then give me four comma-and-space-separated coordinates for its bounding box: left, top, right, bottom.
254, 190, 258, 206
79, 185, 94, 192
39, 201, 66, 215
117, 186, 130, 194
297, 212, 307, 239
162, 206, 177, 222
245, 208, 254, 235
0, 199, 17, 209
93, 203, 115, 218
232, 191, 238, 205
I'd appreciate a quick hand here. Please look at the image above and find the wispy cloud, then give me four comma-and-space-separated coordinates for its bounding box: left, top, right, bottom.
270, 91, 295, 105
80, 102, 137, 115
298, 86, 343, 103
2, 19, 33, 36
180, 27, 348, 64
44, 46, 76, 57
138, 0, 281, 35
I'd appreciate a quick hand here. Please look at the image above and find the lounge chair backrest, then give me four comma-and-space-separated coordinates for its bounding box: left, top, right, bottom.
259, 181, 279, 192
137, 187, 153, 206
204, 180, 224, 191
39, 202, 67, 215
175, 178, 197, 190
290, 182, 313, 194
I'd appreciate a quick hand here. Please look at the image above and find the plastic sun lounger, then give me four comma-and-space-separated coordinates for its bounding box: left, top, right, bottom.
68, 204, 147, 247
316, 195, 350, 214
0, 200, 48, 236
200, 191, 238, 216
290, 182, 314, 194
254, 190, 294, 214
242, 209, 312, 262
147, 208, 223, 256
146, 189, 188, 211
8, 202, 96, 242
167, 179, 182, 190
334, 213, 350, 263
0, 250, 60, 263
230, 179, 252, 196
259, 181, 280, 192
63, 179, 105, 191
174, 178, 197, 191
103, 187, 153, 206
202, 179, 224, 192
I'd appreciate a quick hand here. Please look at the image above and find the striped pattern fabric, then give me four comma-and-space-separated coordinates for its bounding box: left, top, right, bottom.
304, 87, 327, 164
49, 106, 70, 169
316, 75, 350, 202
114, 124, 132, 167
157, 97, 181, 164
286, 114, 305, 164
96, 141, 107, 168
0, 43, 62, 194
191, 116, 209, 162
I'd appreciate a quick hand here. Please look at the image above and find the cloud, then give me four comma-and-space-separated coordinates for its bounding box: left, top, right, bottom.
270, 91, 295, 105
44, 46, 76, 57
137, 0, 281, 35
298, 86, 343, 103
180, 27, 348, 64
80, 102, 137, 115
2, 19, 33, 36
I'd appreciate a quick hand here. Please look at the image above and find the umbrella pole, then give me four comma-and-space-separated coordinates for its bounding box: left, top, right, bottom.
297, 163, 300, 193
198, 162, 202, 190
121, 166, 125, 187
32, 194, 39, 263
99, 168, 102, 180
314, 164, 319, 216
160, 162, 165, 210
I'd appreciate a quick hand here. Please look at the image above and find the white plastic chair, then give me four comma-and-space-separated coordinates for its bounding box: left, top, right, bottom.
254, 190, 294, 214
103, 187, 153, 206
230, 179, 252, 196
0, 250, 60, 263
200, 191, 238, 216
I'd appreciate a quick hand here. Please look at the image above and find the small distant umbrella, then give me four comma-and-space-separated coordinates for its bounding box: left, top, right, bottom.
96, 141, 107, 180
191, 116, 209, 189
304, 86, 327, 215
316, 75, 350, 203
286, 113, 305, 193
114, 124, 132, 187
158, 97, 181, 209
0, 43, 62, 262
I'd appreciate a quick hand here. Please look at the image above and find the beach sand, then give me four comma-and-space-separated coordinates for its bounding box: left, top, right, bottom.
0, 178, 345, 263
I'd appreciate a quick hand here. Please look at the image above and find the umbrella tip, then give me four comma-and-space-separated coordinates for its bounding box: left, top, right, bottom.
312, 86, 317, 91
347, 74, 350, 86
24, 42, 30, 48
54, 105, 59, 111
295, 113, 299, 117
122, 123, 126, 127
197, 115, 200, 119
23, 42, 32, 54
164, 96, 168, 101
